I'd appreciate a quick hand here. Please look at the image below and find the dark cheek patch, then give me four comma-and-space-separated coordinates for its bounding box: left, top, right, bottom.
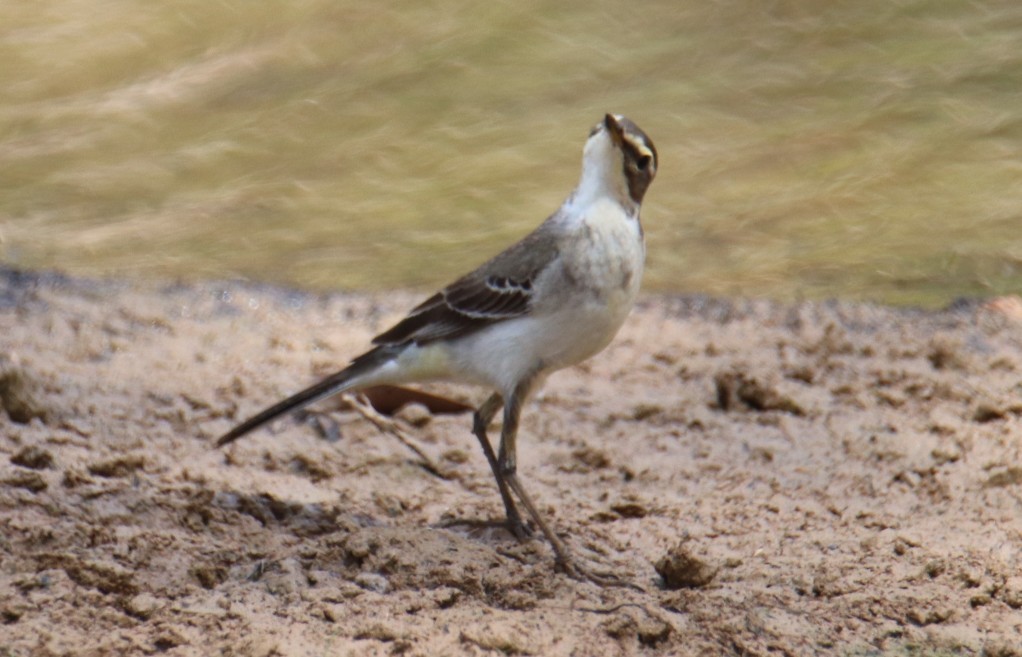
623, 164, 653, 204
620, 138, 656, 204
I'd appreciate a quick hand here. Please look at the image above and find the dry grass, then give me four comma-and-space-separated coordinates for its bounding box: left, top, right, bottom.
2, 0, 1022, 305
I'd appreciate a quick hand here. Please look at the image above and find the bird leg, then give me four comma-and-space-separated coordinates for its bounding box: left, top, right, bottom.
497, 381, 635, 588
496, 381, 578, 567
468, 393, 531, 540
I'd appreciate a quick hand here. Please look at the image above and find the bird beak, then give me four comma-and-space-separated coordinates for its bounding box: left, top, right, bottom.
604, 113, 625, 147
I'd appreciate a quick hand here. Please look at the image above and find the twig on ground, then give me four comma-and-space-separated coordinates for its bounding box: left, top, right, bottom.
345, 392, 453, 480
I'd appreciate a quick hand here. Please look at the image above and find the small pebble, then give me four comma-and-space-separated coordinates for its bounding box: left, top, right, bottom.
354, 572, 389, 593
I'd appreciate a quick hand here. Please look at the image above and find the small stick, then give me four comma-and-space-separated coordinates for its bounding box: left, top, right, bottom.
345, 392, 452, 479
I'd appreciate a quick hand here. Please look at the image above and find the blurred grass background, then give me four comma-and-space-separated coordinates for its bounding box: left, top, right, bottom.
2, 0, 1021, 307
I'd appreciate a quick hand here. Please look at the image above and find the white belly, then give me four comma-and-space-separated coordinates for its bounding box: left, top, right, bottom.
447, 204, 644, 395
367, 200, 645, 398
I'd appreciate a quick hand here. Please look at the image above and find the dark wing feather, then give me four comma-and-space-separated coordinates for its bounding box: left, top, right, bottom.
372, 221, 561, 347
445, 278, 530, 317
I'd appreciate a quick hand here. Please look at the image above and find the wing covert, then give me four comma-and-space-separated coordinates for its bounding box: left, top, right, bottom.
371, 221, 561, 347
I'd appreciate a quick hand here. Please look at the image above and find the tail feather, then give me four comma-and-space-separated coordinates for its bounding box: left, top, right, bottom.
215, 345, 400, 447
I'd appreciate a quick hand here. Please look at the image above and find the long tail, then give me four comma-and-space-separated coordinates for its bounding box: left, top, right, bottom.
215, 345, 400, 447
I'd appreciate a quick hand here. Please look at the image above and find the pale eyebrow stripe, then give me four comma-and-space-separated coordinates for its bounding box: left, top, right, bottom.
623, 135, 655, 163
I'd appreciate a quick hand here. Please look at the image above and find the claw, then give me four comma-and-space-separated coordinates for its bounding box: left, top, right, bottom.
555, 555, 645, 591
438, 516, 534, 541
506, 513, 533, 541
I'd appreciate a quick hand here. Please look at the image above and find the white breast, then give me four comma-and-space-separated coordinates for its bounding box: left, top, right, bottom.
447, 198, 645, 396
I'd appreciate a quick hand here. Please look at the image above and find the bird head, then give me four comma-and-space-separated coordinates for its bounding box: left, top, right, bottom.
576, 114, 658, 210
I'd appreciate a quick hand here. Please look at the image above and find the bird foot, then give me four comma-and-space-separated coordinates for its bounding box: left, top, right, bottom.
438, 516, 534, 541
556, 556, 645, 591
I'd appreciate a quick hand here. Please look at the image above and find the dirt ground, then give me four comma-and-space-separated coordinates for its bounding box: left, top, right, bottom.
2, 267, 1022, 656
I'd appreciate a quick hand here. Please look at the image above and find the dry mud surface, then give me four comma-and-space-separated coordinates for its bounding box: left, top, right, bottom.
2, 268, 1022, 656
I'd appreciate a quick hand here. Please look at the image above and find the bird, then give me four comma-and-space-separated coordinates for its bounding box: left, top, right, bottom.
216, 113, 658, 582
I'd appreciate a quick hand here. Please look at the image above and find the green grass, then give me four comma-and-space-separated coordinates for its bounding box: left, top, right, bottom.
2, 0, 1022, 306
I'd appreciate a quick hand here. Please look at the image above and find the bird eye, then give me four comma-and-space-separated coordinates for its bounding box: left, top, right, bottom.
636, 155, 652, 171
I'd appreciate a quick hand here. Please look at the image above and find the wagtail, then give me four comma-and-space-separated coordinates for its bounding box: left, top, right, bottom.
217, 114, 658, 581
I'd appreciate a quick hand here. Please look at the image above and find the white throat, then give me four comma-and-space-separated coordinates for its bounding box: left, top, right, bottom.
564, 131, 632, 214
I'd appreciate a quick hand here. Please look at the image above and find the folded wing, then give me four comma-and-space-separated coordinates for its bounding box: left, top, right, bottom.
372, 224, 560, 346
